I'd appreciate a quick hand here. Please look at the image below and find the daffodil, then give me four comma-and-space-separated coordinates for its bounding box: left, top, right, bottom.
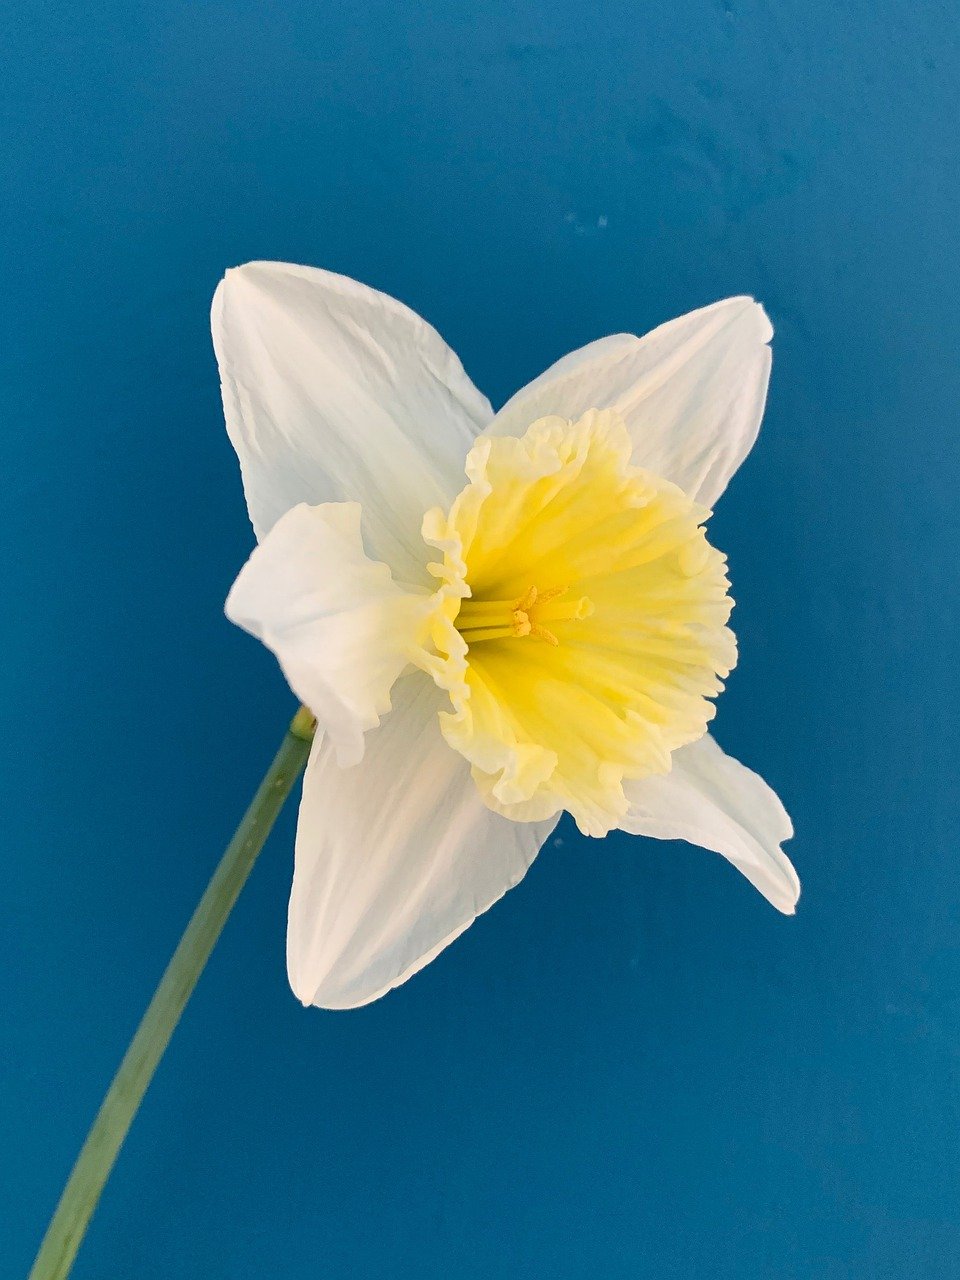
27, 266, 803, 1280
214, 261, 799, 1010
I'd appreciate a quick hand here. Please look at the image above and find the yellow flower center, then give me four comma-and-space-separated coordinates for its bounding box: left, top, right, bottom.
420, 409, 736, 837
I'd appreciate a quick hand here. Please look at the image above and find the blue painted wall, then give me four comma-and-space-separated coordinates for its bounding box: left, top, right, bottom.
3, 2, 959, 1276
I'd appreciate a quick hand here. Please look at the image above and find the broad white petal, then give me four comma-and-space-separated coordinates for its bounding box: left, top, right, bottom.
488, 298, 772, 507
287, 674, 558, 1009
212, 261, 492, 582
620, 733, 799, 913
226, 502, 433, 767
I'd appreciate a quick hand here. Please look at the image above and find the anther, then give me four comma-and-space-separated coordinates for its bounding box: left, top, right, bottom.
530, 622, 560, 647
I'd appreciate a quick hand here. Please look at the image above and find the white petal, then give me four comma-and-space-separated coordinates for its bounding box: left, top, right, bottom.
212, 261, 492, 582
620, 733, 799, 913
287, 674, 558, 1009
226, 502, 433, 767
488, 298, 772, 507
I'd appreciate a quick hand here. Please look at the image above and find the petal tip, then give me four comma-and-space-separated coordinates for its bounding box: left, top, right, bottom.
780, 885, 800, 915
711, 294, 773, 344
751, 299, 774, 345
773, 861, 801, 915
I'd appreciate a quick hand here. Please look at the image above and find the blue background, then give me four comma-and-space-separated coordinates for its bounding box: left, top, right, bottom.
3, 1, 959, 1276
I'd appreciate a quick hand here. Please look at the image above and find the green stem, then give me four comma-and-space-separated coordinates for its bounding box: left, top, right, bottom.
29, 706, 317, 1280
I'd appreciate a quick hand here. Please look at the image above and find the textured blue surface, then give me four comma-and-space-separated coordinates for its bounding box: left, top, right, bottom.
3, 2, 959, 1276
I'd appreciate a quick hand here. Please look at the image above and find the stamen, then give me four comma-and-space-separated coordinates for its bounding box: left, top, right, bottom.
529, 585, 567, 607
457, 584, 590, 646
530, 622, 559, 646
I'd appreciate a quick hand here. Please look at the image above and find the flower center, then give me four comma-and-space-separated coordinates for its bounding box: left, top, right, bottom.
455, 584, 593, 647
420, 409, 736, 838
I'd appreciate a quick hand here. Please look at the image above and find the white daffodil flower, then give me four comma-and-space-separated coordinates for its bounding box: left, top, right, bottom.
213, 261, 799, 1011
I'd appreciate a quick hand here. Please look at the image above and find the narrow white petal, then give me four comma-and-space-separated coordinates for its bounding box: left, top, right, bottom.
287, 674, 558, 1009
226, 502, 433, 767
212, 261, 492, 582
488, 298, 772, 507
620, 733, 799, 913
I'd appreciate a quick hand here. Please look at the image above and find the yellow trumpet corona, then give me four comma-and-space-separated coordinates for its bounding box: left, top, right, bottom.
422, 410, 737, 837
